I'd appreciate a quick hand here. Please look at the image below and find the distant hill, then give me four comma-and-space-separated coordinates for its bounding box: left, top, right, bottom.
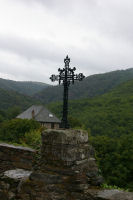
48, 78, 133, 137
0, 78, 50, 96
0, 87, 38, 111
1, 67, 133, 124
35, 68, 133, 104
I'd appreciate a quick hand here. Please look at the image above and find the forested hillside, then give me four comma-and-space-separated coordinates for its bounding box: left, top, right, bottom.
36, 68, 133, 104
0, 78, 49, 96
0, 87, 38, 111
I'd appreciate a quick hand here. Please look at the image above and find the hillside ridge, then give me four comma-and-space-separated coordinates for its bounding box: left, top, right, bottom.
35, 68, 133, 104
0, 78, 50, 96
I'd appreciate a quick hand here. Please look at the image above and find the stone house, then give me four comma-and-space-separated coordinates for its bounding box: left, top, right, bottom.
16, 105, 61, 129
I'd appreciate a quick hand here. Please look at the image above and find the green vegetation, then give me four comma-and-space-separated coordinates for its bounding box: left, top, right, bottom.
91, 135, 133, 190
101, 183, 128, 191
0, 78, 50, 96
0, 106, 21, 123
0, 119, 41, 149
23, 129, 42, 150
0, 87, 39, 111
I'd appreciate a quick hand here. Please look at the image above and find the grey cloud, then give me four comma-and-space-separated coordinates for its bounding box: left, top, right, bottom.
0, 59, 50, 83
0, 35, 102, 75
0, 35, 63, 62
13, 0, 133, 44
0, 33, 132, 82
14, 0, 96, 8
1, 0, 133, 83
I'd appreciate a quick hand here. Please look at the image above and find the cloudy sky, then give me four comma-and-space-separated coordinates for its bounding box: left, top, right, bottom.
0, 0, 133, 84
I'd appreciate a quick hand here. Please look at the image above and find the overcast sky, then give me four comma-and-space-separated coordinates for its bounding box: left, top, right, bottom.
0, 0, 133, 84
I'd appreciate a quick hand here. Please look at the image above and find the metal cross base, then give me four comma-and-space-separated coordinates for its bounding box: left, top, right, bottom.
50, 55, 85, 129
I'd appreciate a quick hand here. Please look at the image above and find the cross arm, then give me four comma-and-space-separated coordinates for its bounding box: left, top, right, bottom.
74, 73, 85, 81
50, 74, 59, 82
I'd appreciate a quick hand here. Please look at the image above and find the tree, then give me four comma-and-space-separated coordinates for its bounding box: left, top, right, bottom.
0, 118, 40, 143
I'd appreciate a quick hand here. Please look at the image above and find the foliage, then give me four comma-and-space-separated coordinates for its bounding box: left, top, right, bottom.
0, 87, 38, 111
20, 129, 41, 150
0, 109, 7, 123
101, 183, 127, 191
68, 116, 83, 128
91, 134, 133, 191
0, 78, 49, 96
0, 107, 22, 123
0, 119, 40, 143
7, 106, 21, 120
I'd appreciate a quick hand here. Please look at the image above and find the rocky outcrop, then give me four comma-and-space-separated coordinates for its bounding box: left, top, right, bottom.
0, 129, 133, 200
0, 143, 36, 173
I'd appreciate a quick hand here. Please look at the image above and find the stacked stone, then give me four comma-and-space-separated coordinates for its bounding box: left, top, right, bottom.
40, 129, 102, 187
0, 143, 36, 173
0, 169, 32, 200
24, 129, 103, 199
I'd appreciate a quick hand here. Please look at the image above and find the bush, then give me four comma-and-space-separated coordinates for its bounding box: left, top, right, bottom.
0, 118, 40, 143
91, 134, 133, 191
21, 129, 41, 150
68, 116, 83, 128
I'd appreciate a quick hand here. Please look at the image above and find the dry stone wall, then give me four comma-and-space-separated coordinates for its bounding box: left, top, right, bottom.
0, 143, 35, 173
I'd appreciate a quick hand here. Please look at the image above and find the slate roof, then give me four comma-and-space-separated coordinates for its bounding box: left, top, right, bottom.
16, 105, 61, 123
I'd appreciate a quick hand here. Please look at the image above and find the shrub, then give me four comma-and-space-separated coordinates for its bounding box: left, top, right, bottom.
0, 118, 40, 143
21, 129, 41, 150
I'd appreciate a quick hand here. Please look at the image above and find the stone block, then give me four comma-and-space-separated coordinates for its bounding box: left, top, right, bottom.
0, 168, 32, 200
90, 189, 133, 200
0, 143, 36, 172
42, 129, 88, 145
41, 144, 90, 163
30, 172, 63, 184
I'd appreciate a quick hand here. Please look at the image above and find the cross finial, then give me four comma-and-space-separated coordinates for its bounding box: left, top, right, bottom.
64, 55, 70, 67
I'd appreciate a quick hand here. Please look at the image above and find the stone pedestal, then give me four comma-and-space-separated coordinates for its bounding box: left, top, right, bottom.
39, 129, 102, 188
26, 129, 103, 199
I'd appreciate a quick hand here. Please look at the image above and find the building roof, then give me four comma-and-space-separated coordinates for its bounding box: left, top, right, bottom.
16, 105, 61, 123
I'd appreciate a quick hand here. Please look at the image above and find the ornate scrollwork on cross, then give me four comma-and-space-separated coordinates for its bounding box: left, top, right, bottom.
50, 55, 85, 128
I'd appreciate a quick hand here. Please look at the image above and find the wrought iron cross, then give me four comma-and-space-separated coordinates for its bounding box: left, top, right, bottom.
50, 55, 85, 128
